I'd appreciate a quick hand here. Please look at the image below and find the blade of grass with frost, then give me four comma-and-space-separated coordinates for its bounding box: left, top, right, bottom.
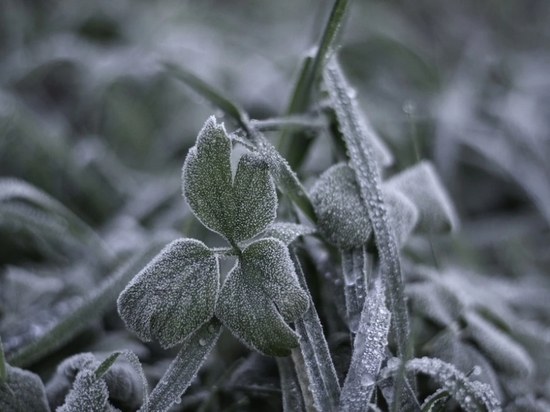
384, 357, 501, 412
144, 318, 222, 412
0, 337, 5, 383
341, 246, 368, 333
277, 357, 306, 412
164, 63, 316, 223
0, 178, 112, 261
339, 280, 391, 412
251, 116, 326, 132
323, 58, 412, 362
5, 237, 170, 367
290, 250, 340, 412
420, 388, 450, 412
277, 0, 351, 169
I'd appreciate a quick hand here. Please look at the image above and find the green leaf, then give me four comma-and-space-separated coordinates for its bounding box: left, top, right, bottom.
145, 318, 222, 412
230, 153, 277, 242
216, 238, 309, 356
5, 237, 170, 367
182, 117, 234, 239
56, 369, 111, 412
117, 238, 219, 348
182, 117, 277, 243
310, 163, 372, 249
262, 222, 316, 245
384, 161, 458, 234
0, 365, 50, 412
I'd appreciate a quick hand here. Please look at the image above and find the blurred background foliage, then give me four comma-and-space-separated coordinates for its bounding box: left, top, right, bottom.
1, 0, 549, 410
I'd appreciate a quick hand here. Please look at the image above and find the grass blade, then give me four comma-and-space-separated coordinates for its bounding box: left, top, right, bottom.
144, 318, 222, 412
278, 0, 351, 169
341, 246, 368, 333
5, 237, 171, 367
291, 249, 341, 412
324, 57, 415, 409
277, 356, 306, 412
339, 280, 391, 412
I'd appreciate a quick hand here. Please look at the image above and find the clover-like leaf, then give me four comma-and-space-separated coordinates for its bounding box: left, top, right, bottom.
182, 117, 277, 244
215, 238, 309, 356
0, 365, 50, 412
182, 117, 233, 238
230, 152, 277, 242
117, 238, 219, 348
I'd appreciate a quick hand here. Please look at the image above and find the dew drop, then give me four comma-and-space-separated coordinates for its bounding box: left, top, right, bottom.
174, 397, 181, 404
199, 338, 207, 346
208, 325, 217, 333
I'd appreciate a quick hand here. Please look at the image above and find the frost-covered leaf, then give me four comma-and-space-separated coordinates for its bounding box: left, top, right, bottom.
117, 238, 219, 348
182, 117, 277, 243
310, 163, 421, 250
0, 337, 6, 383
46, 351, 147, 412
385, 161, 459, 234
382, 187, 419, 247
56, 369, 113, 412
230, 152, 277, 242
0, 364, 50, 412
384, 357, 501, 412
291, 250, 340, 412
182, 117, 233, 238
262, 222, 316, 245
216, 238, 309, 356
6, 237, 171, 367
146, 318, 222, 412
464, 311, 534, 379
339, 280, 391, 412
310, 163, 371, 249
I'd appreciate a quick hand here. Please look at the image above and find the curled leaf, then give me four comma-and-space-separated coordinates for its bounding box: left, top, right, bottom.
117, 238, 219, 348
216, 238, 309, 356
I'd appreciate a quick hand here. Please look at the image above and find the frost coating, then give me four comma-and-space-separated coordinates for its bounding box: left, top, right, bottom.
182, 117, 277, 244
384, 161, 459, 233
339, 280, 391, 412
117, 238, 219, 348
216, 238, 309, 356
0, 365, 50, 412
57, 369, 112, 412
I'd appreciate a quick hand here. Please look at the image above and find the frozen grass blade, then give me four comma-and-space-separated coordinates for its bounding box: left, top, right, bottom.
277, 357, 306, 412
0, 337, 6, 383
290, 250, 340, 412
385, 357, 501, 412
339, 280, 391, 412
144, 318, 222, 412
341, 246, 368, 333
323, 58, 412, 365
278, 0, 351, 168
420, 388, 450, 412
0, 178, 112, 261
5, 238, 170, 367
251, 116, 325, 132
164, 63, 316, 223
